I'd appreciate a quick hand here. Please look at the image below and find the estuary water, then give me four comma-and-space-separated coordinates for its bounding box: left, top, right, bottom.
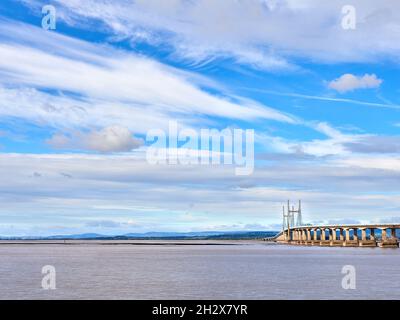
0, 240, 399, 300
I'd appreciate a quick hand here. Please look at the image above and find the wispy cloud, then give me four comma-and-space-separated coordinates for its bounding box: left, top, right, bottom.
0, 20, 294, 134
0, 2, 399, 236
19, 0, 400, 69
240, 87, 400, 110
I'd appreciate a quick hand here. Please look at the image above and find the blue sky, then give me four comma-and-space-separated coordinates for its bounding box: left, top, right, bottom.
0, 0, 400, 236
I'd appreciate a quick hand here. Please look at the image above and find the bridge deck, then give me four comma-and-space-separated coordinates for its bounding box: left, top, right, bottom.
264, 224, 400, 248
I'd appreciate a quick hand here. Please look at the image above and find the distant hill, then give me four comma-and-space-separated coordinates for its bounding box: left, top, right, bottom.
0, 231, 279, 240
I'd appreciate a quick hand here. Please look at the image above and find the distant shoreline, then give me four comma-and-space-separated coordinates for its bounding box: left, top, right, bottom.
0, 231, 279, 241
0, 239, 266, 245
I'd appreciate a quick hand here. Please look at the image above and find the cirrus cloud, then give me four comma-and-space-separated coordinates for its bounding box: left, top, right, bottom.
19, 0, 400, 69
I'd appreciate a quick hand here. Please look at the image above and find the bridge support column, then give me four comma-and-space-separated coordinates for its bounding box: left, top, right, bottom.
391, 228, 397, 240
359, 228, 376, 247
331, 229, 337, 241
378, 228, 399, 248
361, 229, 366, 241
339, 229, 344, 241
312, 228, 319, 245
301, 229, 306, 244
284, 229, 289, 242
382, 228, 387, 240
370, 228, 375, 241
353, 228, 358, 241
330, 228, 342, 246
320, 228, 330, 246
306, 229, 311, 245
321, 228, 325, 240
343, 228, 358, 247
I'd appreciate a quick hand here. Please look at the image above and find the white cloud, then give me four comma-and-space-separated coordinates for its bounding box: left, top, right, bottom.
256, 122, 359, 157
0, 152, 400, 235
1, 3, 399, 236
328, 73, 383, 93
335, 156, 400, 171
19, 0, 400, 69
47, 126, 143, 152
0, 20, 294, 133
243, 88, 400, 110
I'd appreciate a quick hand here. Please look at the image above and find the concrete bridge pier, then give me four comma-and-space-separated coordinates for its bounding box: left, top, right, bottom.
294, 230, 301, 245
299, 229, 306, 245
339, 229, 344, 241
331, 228, 343, 246
359, 228, 376, 247
299, 230, 304, 244
284, 228, 291, 242
311, 228, 320, 246
305, 229, 312, 245
371, 228, 375, 241
378, 228, 399, 248
342, 228, 357, 247
320, 228, 331, 246
291, 229, 296, 244
353, 228, 358, 241
343, 228, 358, 247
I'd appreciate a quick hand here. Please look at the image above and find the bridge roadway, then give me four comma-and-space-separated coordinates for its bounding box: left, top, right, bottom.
265, 223, 400, 248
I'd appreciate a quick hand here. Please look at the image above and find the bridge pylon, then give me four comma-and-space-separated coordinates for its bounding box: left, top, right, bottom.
282, 200, 303, 240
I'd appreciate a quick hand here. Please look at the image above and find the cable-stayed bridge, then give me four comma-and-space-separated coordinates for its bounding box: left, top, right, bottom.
264, 201, 399, 248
